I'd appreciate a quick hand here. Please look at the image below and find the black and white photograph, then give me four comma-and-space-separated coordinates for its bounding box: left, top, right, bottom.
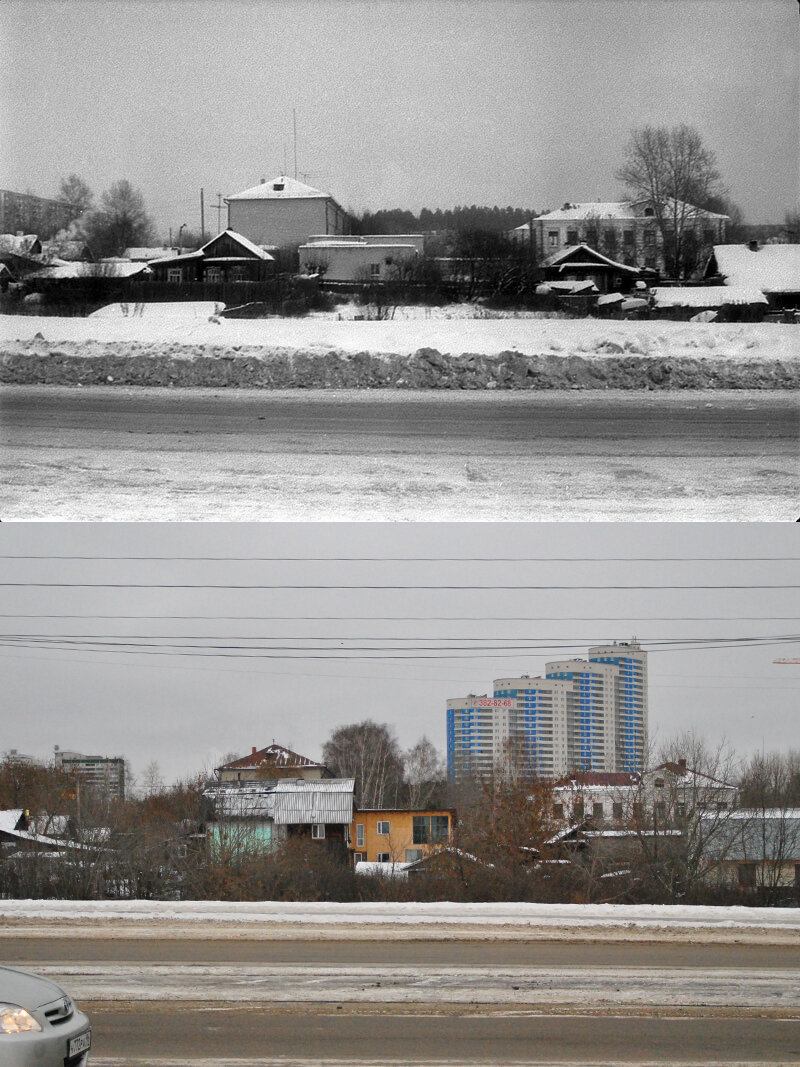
0, 1, 798, 1066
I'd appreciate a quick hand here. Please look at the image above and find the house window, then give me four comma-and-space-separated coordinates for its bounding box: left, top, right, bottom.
738, 863, 756, 888
377, 820, 390, 835
592, 802, 604, 822
548, 231, 559, 248
205, 266, 222, 283
406, 849, 423, 862
632, 802, 644, 821
654, 801, 666, 820
230, 265, 247, 281
573, 799, 585, 820
644, 229, 656, 247
654, 778, 665, 788
644, 207, 655, 217
412, 815, 449, 844
644, 255, 656, 269
566, 229, 579, 246
311, 823, 325, 839
703, 228, 714, 245
355, 823, 365, 848
167, 268, 181, 283
676, 801, 686, 818
623, 230, 635, 247
353, 852, 364, 863
369, 263, 380, 277
553, 803, 564, 819
377, 852, 391, 863
612, 801, 623, 821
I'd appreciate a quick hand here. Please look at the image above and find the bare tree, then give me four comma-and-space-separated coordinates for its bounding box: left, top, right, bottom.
58, 174, 94, 217
82, 179, 155, 257
322, 720, 404, 808
403, 737, 445, 808
616, 124, 724, 278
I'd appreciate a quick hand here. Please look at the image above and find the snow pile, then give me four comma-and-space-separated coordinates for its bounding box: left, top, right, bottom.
1, 899, 799, 931
1, 311, 798, 363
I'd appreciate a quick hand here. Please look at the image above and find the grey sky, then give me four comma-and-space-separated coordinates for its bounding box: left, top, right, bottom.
1, 522, 797, 786
2, 0, 797, 236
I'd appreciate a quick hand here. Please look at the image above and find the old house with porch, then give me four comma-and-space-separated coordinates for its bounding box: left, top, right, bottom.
148, 229, 274, 285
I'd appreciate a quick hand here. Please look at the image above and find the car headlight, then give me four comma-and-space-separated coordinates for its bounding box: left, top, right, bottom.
0, 1003, 43, 1033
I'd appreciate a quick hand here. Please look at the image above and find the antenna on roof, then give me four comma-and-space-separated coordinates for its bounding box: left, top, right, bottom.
293, 109, 298, 181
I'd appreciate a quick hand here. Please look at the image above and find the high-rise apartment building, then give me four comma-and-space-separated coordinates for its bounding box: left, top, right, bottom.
53, 747, 126, 799
446, 641, 647, 779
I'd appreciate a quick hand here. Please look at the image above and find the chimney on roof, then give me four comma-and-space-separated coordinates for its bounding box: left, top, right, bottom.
677, 758, 687, 771
260, 178, 266, 184
748, 240, 759, 252
562, 202, 571, 211
251, 746, 257, 755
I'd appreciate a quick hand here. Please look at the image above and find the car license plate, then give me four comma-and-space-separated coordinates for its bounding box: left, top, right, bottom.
68, 1028, 92, 1056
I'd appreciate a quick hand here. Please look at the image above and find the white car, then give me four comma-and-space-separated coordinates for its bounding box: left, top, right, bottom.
0, 965, 91, 1065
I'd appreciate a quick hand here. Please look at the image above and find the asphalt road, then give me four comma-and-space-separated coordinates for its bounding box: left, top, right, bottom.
1, 386, 797, 520
4, 938, 799, 1065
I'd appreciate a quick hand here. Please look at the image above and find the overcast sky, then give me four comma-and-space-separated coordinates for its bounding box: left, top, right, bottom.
2, 0, 797, 236
1, 522, 797, 787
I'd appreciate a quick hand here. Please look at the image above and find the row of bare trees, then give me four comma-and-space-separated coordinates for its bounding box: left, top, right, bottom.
0, 732, 797, 904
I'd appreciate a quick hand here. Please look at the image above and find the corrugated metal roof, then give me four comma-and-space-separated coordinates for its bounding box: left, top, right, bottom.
701, 815, 800, 862
272, 779, 354, 825
205, 779, 354, 824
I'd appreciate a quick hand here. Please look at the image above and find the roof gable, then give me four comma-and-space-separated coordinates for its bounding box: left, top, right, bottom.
227, 175, 328, 201
543, 243, 640, 273
217, 743, 325, 772
201, 229, 274, 261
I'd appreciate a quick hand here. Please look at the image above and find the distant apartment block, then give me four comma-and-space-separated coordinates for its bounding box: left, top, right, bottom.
447, 640, 648, 779
0, 189, 79, 241
53, 747, 126, 799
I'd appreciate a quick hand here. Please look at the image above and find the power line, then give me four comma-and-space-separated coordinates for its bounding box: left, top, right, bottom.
1, 582, 795, 590
1, 555, 795, 563
1, 614, 796, 622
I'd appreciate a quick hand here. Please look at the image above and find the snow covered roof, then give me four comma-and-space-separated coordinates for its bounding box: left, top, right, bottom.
0, 809, 26, 833
554, 772, 641, 790
543, 244, 640, 274
651, 286, 767, 308
28, 261, 150, 279
355, 861, 410, 877
202, 229, 274, 260
299, 241, 417, 251
218, 743, 326, 773
124, 247, 179, 261
538, 200, 728, 222
0, 233, 40, 255
149, 231, 274, 267
227, 175, 330, 201
710, 244, 800, 294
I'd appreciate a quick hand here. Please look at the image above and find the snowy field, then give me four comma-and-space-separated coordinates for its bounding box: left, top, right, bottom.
2, 306, 798, 363
2, 900, 799, 942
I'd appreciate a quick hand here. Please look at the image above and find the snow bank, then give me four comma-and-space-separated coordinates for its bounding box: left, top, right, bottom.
2, 312, 796, 389
2, 899, 798, 930
1, 311, 798, 363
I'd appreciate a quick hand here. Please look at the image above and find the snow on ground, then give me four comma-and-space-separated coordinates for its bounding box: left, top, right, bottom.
1, 307, 798, 363
2, 900, 799, 931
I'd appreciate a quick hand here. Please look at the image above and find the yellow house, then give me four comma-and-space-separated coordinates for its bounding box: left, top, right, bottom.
349, 809, 454, 864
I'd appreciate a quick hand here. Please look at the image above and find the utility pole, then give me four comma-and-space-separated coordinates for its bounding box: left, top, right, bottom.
215, 193, 224, 233
200, 188, 205, 242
